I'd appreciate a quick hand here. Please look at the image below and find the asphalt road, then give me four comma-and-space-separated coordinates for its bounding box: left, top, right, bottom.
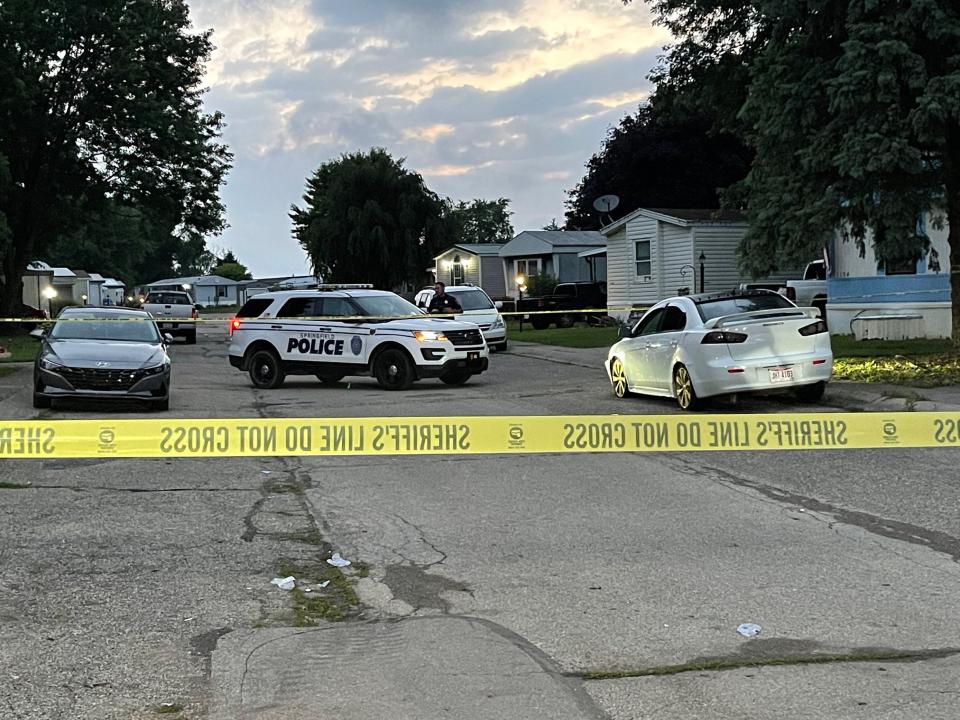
0, 322, 958, 719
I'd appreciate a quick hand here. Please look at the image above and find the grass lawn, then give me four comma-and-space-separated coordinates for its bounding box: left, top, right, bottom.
829, 335, 954, 358
0, 329, 40, 363
830, 334, 960, 387
197, 304, 241, 314
506, 321, 618, 348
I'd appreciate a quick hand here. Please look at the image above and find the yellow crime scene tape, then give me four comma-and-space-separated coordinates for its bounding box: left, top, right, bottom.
0, 307, 644, 323
1, 413, 958, 459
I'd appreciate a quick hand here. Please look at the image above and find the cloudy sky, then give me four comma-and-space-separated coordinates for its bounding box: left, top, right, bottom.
186, 0, 669, 276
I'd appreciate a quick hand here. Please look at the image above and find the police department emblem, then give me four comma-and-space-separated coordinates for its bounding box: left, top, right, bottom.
351, 336, 363, 356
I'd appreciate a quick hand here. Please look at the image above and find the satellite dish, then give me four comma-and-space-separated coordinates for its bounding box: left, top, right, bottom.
593, 195, 620, 213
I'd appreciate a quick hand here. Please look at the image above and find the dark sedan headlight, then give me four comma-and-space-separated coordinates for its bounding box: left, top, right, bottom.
140, 363, 169, 376
39, 357, 64, 371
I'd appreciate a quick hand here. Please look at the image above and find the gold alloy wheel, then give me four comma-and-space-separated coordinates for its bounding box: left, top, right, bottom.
674, 364, 694, 410
611, 358, 628, 398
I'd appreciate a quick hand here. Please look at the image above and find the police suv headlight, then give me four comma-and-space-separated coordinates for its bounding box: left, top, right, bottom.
414, 330, 447, 342
491, 315, 505, 329
40, 358, 64, 371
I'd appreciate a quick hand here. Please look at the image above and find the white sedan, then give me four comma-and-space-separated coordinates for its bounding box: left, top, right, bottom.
606, 290, 833, 410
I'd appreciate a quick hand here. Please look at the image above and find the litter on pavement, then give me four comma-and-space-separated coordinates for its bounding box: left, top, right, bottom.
270, 576, 296, 591
737, 623, 762, 637
326, 553, 351, 568
318, 580, 331, 588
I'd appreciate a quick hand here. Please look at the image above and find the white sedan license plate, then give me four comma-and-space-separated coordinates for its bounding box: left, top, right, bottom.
769, 366, 794, 383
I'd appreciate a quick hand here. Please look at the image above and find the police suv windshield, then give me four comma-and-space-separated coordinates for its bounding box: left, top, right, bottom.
448, 289, 494, 311
351, 294, 422, 318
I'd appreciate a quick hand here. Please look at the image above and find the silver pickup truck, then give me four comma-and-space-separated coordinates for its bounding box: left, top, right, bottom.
141, 291, 198, 344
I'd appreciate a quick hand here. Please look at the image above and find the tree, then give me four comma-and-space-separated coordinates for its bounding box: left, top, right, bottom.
564, 105, 752, 229
542, 219, 562, 231
635, 0, 960, 338
46, 202, 180, 286
0, 0, 231, 314
212, 250, 252, 281
442, 198, 514, 244
291, 148, 446, 289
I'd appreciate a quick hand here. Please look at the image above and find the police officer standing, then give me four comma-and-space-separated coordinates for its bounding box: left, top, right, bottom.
427, 282, 462, 315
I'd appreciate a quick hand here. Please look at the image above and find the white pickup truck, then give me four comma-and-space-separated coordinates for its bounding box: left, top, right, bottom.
784, 260, 828, 321
739, 260, 828, 323
141, 291, 198, 344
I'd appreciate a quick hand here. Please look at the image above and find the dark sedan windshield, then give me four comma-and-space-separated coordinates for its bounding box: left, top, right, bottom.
50, 316, 161, 343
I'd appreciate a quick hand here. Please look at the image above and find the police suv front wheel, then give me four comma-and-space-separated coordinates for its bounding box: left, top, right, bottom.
248, 349, 285, 389
373, 348, 415, 390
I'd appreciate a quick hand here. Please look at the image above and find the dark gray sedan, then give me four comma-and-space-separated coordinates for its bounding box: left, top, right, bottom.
33, 307, 172, 410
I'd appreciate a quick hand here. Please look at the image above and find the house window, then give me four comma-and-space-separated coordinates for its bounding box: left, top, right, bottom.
216, 285, 228, 298
635, 240, 651, 277
516, 258, 541, 279
884, 256, 918, 276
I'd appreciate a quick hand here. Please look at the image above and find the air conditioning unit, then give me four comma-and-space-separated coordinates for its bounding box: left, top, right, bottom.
851, 314, 925, 341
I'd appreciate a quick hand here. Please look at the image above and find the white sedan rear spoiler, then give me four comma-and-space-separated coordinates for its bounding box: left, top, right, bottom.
707, 306, 819, 329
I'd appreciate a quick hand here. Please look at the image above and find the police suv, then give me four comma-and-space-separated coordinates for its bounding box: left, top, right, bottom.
227, 286, 490, 390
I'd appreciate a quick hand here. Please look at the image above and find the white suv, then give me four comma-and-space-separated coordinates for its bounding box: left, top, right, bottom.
413, 285, 507, 351
228, 287, 489, 390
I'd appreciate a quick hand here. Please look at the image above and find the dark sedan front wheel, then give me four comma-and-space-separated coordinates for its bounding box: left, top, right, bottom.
32, 383, 51, 409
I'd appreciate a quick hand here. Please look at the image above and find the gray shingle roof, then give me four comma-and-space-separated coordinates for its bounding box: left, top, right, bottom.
514, 231, 605, 246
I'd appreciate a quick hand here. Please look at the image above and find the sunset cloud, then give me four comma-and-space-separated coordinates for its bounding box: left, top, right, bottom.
187, 0, 665, 275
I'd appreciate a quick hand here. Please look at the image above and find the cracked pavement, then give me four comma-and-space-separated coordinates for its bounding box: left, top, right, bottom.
1, 325, 959, 718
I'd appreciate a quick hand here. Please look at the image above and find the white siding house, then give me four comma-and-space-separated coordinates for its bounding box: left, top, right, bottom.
827, 213, 952, 338
497, 231, 606, 298
432, 244, 507, 298
147, 275, 240, 306
601, 208, 749, 319
22, 261, 55, 315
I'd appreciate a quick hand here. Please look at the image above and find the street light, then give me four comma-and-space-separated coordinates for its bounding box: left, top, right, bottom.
41, 286, 57, 316
516, 274, 526, 332
698, 251, 706, 293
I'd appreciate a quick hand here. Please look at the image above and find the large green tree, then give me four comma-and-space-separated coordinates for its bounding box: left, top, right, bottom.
291, 148, 446, 289
46, 202, 181, 286
442, 197, 514, 244
212, 250, 252, 281
636, 0, 960, 337
565, 105, 752, 229
0, 0, 231, 313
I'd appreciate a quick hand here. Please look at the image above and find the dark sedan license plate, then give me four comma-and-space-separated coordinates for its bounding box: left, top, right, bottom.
468, 352, 479, 360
